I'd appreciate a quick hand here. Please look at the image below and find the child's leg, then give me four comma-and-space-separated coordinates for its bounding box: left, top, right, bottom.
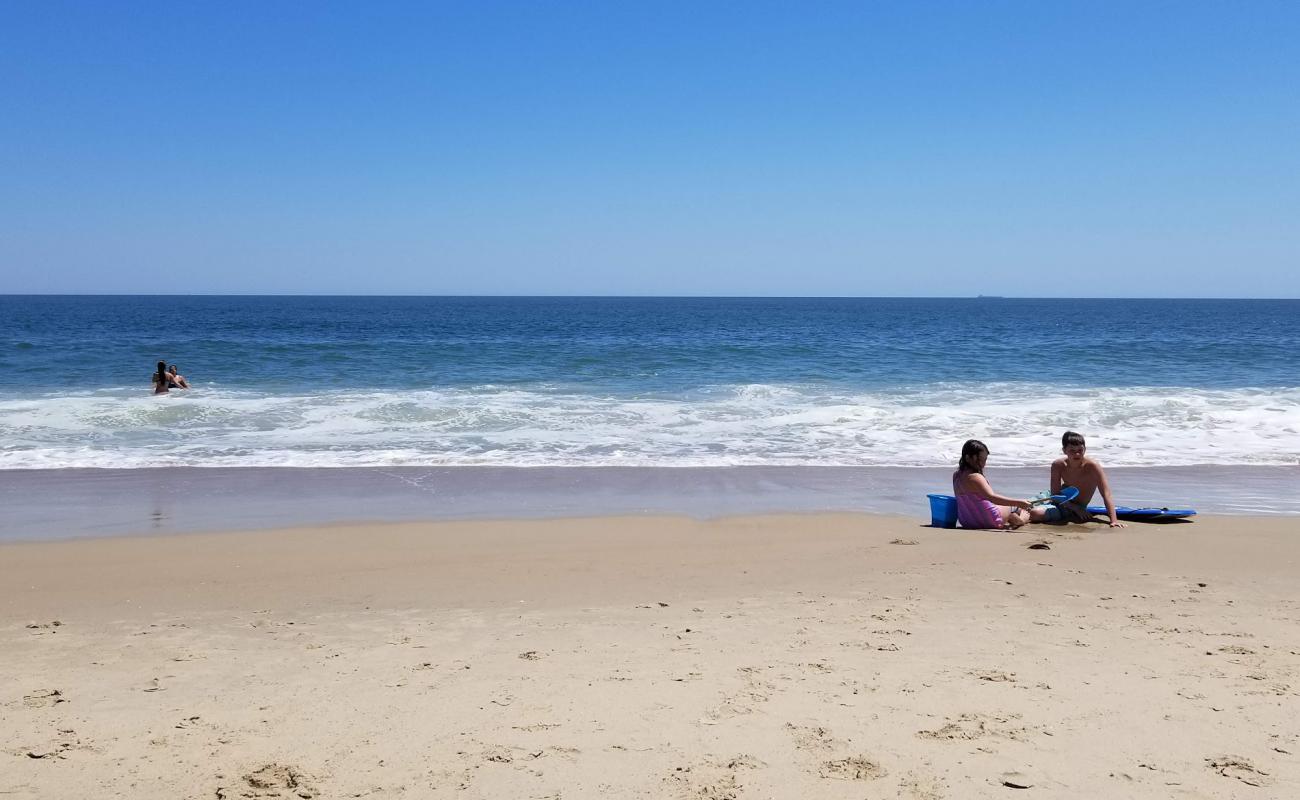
998, 505, 1027, 529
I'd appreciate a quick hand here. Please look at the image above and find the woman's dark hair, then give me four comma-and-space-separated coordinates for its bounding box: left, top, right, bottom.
156, 361, 168, 386
958, 439, 989, 473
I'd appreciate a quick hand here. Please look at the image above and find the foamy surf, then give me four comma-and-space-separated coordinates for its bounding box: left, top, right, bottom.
1, 383, 1296, 469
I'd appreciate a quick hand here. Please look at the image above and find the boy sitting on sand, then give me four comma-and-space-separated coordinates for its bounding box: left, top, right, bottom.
1048, 431, 1125, 528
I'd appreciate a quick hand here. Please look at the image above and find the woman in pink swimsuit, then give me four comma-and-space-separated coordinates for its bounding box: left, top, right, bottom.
952, 439, 1041, 529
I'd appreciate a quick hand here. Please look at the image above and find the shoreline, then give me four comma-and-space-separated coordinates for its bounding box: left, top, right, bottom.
3, 512, 1298, 797
3, 464, 1298, 542
1, 511, 1295, 613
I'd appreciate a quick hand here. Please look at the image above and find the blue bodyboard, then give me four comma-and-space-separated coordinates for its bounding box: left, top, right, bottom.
1086, 505, 1196, 520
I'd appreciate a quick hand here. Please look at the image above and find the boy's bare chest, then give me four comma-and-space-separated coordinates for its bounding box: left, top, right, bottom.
1060, 462, 1094, 485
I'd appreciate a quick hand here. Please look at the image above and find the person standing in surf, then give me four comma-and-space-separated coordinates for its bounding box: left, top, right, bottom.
952, 439, 1045, 529
1050, 431, 1125, 528
152, 361, 170, 394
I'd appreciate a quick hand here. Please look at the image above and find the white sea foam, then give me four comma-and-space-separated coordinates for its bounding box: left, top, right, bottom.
0, 384, 1297, 469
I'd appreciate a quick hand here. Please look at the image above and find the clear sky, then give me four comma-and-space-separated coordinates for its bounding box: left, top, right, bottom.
3, 1, 1297, 297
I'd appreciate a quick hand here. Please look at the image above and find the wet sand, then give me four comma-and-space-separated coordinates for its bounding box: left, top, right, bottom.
3, 513, 1299, 798
4, 464, 1297, 540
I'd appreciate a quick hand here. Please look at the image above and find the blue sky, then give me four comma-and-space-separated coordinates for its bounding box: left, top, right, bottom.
2, 1, 1297, 296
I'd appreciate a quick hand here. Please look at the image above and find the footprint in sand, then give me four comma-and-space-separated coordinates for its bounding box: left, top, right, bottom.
700, 667, 774, 724
22, 728, 84, 760
917, 713, 1028, 742
544, 745, 581, 762
666, 755, 763, 800
428, 766, 474, 792
227, 763, 315, 799
785, 724, 886, 781
483, 746, 514, 764
900, 772, 947, 799
785, 723, 839, 752
22, 688, 67, 708
819, 756, 886, 780
1206, 755, 1271, 787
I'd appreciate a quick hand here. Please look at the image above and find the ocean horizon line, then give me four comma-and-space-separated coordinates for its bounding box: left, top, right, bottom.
3, 293, 1298, 301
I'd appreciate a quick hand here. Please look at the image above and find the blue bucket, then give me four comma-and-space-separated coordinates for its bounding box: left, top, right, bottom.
927, 493, 958, 528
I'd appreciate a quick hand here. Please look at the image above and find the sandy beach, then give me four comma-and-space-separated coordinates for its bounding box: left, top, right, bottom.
3, 513, 1298, 798
8, 1, 1299, 797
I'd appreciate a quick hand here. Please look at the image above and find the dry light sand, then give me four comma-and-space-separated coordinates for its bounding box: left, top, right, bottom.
3, 513, 1299, 798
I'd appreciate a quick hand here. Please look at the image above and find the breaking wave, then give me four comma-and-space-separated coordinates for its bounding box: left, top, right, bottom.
1, 383, 1297, 469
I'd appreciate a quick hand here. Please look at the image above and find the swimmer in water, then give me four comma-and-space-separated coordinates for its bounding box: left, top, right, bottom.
167, 364, 190, 389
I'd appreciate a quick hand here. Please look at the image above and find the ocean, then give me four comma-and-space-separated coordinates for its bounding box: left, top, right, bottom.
2, 296, 1297, 470
1, 296, 1297, 537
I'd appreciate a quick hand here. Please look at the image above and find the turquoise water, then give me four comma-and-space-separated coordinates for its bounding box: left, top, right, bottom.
1, 296, 1297, 469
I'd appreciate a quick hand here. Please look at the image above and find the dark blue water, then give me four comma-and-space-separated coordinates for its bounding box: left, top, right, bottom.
1, 296, 1296, 469
3, 296, 1296, 391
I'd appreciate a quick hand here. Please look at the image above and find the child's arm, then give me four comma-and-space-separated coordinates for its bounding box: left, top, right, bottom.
1050, 459, 1064, 493
969, 473, 1031, 508
1094, 463, 1126, 528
